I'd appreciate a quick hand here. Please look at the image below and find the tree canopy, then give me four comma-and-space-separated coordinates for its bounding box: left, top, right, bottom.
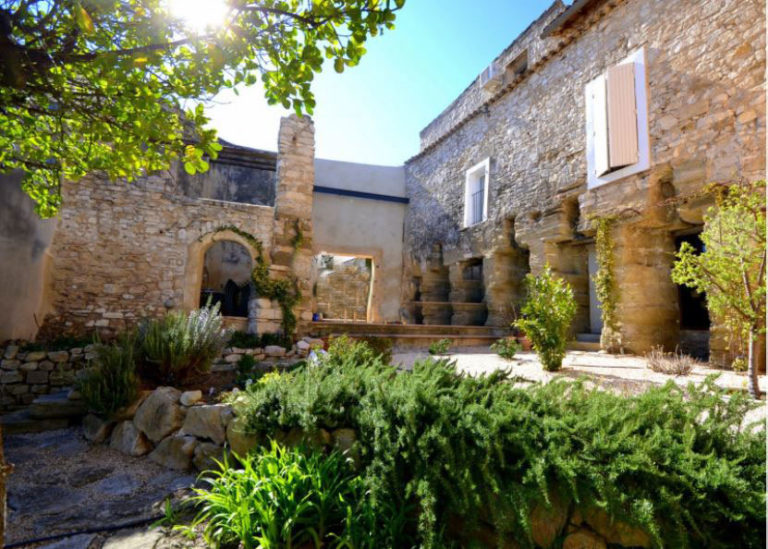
0, 0, 404, 217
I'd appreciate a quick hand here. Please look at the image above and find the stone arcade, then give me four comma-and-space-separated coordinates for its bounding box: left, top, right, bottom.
0, 0, 764, 369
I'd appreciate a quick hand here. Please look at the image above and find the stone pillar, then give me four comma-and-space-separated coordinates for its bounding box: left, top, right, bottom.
272, 115, 315, 336
613, 224, 680, 354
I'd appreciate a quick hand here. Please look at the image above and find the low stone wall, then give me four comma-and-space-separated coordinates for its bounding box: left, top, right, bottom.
0, 344, 92, 411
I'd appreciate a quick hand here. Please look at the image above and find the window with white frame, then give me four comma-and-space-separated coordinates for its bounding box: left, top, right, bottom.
464, 158, 490, 227
585, 47, 650, 189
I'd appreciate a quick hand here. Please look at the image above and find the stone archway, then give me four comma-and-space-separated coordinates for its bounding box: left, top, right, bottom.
182, 229, 261, 314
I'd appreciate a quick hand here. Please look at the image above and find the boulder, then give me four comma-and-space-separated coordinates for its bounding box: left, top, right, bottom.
530, 491, 570, 548
226, 416, 260, 457
148, 434, 198, 471
224, 354, 242, 363
0, 371, 22, 384
264, 345, 286, 357
25, 351, 47, 362
113, 390, 151, 421
3, 345, 19, 360
180, 390, 203, 407
38, 360, 55, 371
1, 359, 20, 370
181, 404, 229, 444
83, 414, 115, 443
48, 350, 70, 363
133, 387, 184, 442
193, 442, 227, 471
296, 340, 311, 351
582, 507, 651, 548
110, 421, 152, 456
562, 529, 607, 549
19, 361, 38, 371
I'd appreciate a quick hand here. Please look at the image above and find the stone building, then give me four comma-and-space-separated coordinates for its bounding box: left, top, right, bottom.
401, 0, 765, 365
0, 0, 764, 368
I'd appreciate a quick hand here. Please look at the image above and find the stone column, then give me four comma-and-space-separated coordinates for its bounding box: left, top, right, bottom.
272, 115, 315, 336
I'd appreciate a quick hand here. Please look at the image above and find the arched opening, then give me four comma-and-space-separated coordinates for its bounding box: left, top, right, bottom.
200, 240, 253, 318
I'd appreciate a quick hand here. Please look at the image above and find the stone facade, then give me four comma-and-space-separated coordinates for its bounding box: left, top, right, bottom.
314, 257, 372, 321
402, 0, 765, 362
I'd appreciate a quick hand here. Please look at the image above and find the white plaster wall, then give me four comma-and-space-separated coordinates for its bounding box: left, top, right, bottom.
312, 159, 406, 322
0, 172, 57, 340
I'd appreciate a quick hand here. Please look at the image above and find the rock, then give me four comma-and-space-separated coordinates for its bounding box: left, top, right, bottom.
562, 529, 607, 549
48, 350, 70, 362
211, 362, 236, 373
29, 391, 87, 418
1, 359, 20, 370
296, 340, 311, 351
133, 387, 184, 442
148, 434, 198, 471
25, 350, 47, 362
26, 370, 48, 384
110, 421, 152, 456
113, 390, 151, 421
181, 404, 229, 444
304, 338, 325, 349
193, 442, 227, 471
38, 360, 55, 371
224, 353, 242, 363
83, 414, 115, 443
3, 345, 19, 359
19, 361, 38, 371
1, 371, 22, 383
69, 465, 115, 487
95, 473, 140, 496
68, 389, 82, 400
264, 345, 286, 357
38, 533, 98, 549
102, 528, 163, 549
331, 428, 357, 453
70, 347, 83, 355
180, 390, 203, 406
583, 506, 651, 548
226, 416, 260, 456
530, 491, 570, 548
278, 427, 331, 449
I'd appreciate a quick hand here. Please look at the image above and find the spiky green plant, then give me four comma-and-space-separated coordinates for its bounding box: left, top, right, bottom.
76, 336, 138, 419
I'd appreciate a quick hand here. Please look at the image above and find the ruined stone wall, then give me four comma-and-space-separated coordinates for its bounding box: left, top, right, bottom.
38, 170, 276, 338
404, 0, 765, 356
315, 258, 372, 321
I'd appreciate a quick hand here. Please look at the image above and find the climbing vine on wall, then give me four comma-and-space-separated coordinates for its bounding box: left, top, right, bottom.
203, 225, 301, 341
591, 215, 622, 351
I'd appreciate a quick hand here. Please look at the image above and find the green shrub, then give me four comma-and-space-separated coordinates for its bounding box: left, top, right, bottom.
136, 303, 228, 385
231, 357, 766, 548
490, 337, 521, 361
428, 338, 452, 355
514, 265, 576, 371
228, 330, 291, 350
357, 336, 393, 364
190, 443, 385, 549
76, 337, 138, 419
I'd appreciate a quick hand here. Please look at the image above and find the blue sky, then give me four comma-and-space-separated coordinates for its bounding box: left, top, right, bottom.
208, 0, 556, 166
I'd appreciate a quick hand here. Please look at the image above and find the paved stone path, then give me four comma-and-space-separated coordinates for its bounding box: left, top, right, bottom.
5, 427, 201, 548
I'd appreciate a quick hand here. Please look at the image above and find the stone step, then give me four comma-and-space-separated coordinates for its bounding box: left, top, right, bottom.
568, 340, 602, 352
29, 391, 88, 420
308, 321, 508, 338
576, 333, 601, 343
1, 409, 70, 434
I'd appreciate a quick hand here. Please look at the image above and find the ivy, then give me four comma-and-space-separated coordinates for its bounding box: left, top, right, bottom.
591, 215, 622, 352
203, 226, 301, 341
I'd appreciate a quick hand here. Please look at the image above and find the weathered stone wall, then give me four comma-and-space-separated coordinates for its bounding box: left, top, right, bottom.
37, 169, 276, 338
404, 0, 765, 357
315, 257, 372, 321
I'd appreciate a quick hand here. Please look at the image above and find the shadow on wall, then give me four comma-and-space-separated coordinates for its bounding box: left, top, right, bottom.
0, 172, 57, 340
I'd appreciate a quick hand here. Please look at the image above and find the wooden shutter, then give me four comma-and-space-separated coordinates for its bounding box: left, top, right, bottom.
587, 75, 610, 177
607, 62, 639, 168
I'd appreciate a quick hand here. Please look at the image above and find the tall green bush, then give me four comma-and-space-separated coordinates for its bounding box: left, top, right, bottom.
76, 337, 138, 419
514, 265, 577, 371
230, 354, 766, 548
137, 302, 228, 385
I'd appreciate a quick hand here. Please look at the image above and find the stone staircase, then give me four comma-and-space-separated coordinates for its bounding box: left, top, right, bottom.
307, 321, 509, 349
568, 333, 602, 352
2, 390, 87, 434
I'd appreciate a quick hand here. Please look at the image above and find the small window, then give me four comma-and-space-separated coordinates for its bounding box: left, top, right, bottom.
585, 47, 650, 189
464, 158, 490, 227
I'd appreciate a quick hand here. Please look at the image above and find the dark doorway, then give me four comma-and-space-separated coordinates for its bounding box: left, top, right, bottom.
675, 233, 710, 330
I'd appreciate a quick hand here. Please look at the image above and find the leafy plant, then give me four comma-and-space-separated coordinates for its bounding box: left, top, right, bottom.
490, 337, 521, 361
356, 336, 393, 364
591, 215, 622, 351
514, 265, 577, 371
228, 331, 262, 349
428, 338, 452, 356
136, 302, 228, 385
76, 336, 138, 419
190, 443, 378, 549
672, 180, 766, 398
231, 356, 766, 548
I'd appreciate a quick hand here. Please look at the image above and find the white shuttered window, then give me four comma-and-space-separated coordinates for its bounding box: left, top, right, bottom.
585, 47, 650, 189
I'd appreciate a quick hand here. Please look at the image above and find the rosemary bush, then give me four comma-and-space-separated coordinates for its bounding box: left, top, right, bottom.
76, 336, 138, 419
230, 340, 766, 548
136, 302, 228, 384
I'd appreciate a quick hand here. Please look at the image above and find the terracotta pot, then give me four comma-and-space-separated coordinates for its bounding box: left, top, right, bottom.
516, 336, 532, 351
